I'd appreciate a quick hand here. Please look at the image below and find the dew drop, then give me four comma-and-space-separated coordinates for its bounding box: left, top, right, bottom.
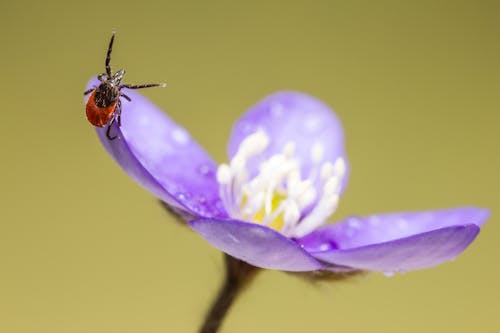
383, 271, 395, 277
270, 103, 284, 117
348, 219, 361, 229
215, 200, 226, 212
305, 116, 321, 133
319, 244, 330, 251
176, 192, 192, 201
249, 227, 268, 237
239, 121, 253, 134
171, 127, 190, 145
396, 219, 408, 230
198, 164, 213, 176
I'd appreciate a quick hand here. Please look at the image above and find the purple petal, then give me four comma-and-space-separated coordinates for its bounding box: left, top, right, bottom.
299, 207, 488, 251
189, 218, 323, 271
85, 79, 225, 219
228, 91, 349, 192
298, 207, 488, 272
309, 225, 480, 272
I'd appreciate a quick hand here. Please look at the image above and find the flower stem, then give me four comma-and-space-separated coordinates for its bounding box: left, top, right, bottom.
199, 254, 259, 333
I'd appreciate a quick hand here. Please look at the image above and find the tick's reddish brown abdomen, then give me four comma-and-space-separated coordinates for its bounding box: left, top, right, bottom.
86, 91, 117, 127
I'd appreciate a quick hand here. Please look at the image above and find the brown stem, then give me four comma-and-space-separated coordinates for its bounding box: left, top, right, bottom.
199, 254, 259, 333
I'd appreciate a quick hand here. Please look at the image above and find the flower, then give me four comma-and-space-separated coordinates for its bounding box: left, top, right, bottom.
86, 79, 489, 274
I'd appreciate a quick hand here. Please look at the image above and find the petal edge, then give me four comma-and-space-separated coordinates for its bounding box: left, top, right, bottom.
299, 207, 489, 251
189, 218, 323, 272
310, 224, 480, 272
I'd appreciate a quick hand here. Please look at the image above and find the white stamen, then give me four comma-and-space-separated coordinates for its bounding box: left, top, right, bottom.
333, 158, 346, 177
283, 142, 296, 157
321, 162, 334, 180
311, 142, 324, 163
291, 157, 346, 238
235, 130, 269, 158
216, 164, 232, 185
283, 201, 300, 227
216, 130, 347, 238
297, 186, 316, 210
324, 177, 341, 195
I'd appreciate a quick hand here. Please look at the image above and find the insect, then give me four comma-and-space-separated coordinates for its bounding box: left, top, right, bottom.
84, 33, 166, 140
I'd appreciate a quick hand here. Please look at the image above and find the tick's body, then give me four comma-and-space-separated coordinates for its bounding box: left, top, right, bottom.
86, 83, 120, 127
84, 33, 166, 140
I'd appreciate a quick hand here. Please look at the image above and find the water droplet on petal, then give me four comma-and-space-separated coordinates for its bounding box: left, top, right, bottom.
384, 272, 395, 277
397, 218, 408, 230
215, 200, 226, 212
348, 219, 361, 229
319, 244, 330, 251
198, 164, 213, 177
270, 102, 284, 117
305, 116, 321, 133
239, 121, 253, 134
175, 192, 192, 202
171, 127, 190, 145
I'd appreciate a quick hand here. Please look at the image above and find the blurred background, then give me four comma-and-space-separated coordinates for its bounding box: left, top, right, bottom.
1, 0, 499, 332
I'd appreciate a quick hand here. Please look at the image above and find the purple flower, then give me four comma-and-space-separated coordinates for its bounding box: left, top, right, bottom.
86, 79, 489, 274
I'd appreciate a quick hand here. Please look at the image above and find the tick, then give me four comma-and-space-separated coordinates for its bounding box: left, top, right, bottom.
84, 33, 166, 140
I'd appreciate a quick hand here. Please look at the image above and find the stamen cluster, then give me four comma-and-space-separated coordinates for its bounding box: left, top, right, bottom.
217, 131, 346, 237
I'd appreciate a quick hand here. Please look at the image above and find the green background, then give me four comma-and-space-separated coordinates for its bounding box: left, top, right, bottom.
1, 0, 499, 332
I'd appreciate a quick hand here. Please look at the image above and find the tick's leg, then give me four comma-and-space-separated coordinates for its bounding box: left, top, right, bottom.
106, 117, 118, 140
105, 33, 115, 77
116, 101, 122, 126
121, 83, 166, 89
83, 88, 94, 95
120, 93, 131, 102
